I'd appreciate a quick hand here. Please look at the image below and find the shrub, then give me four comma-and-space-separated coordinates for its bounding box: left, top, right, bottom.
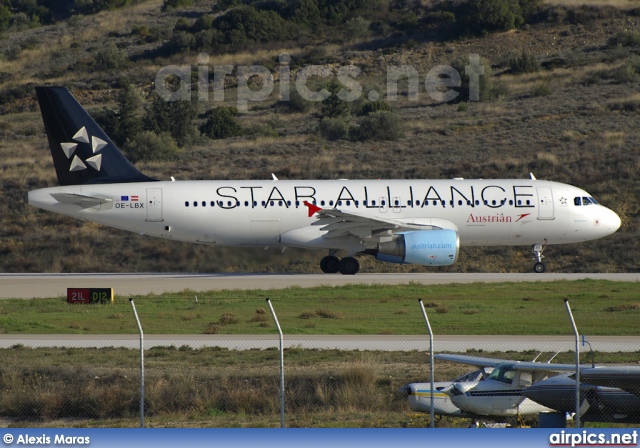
0, 6, 11, 31
277, 88, 315, 113
321, 79, 351, 118
318, 117, 349, 141
360, 99, 391, 116
212, 0, 241, 13
450, 55, 494, 103
200, 107, 243, 139
218, 313, 240, 325
457, 0, 524, 36
610, 30, 640, 48
283, 0, 321, 27
93, 42, 125, 71
246, 124, 279, 138
316, 309, 343, 319
424, 10, 456, 26
203, 323, 219, 334
209, 6, 297, 53
532, 83, 552, 97
509, 48, 539, 74
144, 93, 198, 147
162, 0, 193, 12
351, 111, 405, 141
123, 131, 180, 162
612, 64, 638, 84
95, 84, 144, 148
435, 305, 450, 314
345, 16, 370, 41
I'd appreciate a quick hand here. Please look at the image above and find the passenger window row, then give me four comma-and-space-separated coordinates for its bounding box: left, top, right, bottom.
183, 198, 532, 208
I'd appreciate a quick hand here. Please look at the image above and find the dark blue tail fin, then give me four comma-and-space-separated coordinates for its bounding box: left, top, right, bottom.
36, 86, 156, 186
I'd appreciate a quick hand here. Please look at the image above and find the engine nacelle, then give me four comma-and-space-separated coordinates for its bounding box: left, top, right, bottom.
376, 230, 459, 266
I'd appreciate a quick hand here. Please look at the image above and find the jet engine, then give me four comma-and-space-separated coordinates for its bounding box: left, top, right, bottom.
375, 230, 459, 266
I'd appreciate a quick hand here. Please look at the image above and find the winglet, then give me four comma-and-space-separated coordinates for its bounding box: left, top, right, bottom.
303, 200, 322, 217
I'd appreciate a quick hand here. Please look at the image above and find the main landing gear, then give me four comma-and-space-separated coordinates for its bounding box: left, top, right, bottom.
532, 242, 547, 273
320, 253, 360, 275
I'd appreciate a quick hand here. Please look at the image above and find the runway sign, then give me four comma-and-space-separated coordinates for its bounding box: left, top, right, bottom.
67, 288, 114, 304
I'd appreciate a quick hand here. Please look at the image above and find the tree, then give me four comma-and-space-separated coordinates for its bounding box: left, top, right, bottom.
94, 84, 143, 148
0, 6, 12, 32
144, 93, 198, 147
284, 0, 321, 27
321, 79, 351, 118
116, 84, 143, 144
457, 0, 523, 36
200, 107, 243, 139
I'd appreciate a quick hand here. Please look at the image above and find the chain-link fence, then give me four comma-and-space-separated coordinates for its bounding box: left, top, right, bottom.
1, 333, 639, 428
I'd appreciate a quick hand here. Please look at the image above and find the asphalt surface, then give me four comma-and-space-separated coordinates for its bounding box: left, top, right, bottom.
0, 333, 638, 352
1, 272, 638, 299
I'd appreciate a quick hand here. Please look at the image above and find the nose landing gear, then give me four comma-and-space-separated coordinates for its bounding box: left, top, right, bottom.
532, 242, 547, 273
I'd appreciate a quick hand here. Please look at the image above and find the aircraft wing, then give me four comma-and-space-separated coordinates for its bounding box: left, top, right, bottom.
434, 354, 512, 368
304, 201, 444, 239
579, 366, 640, 396
435, 354, 589, 373
51, 193, 112, 209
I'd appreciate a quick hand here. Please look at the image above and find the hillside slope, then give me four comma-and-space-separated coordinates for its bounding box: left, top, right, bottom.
0, 0, 638, 274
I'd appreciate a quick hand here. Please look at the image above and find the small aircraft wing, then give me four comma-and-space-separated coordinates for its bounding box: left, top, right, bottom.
434, 354, 511, 368
303, 201, 442, 239
579, 366, 640, 396
51, 193, 112, 209
435, 354, 587, 373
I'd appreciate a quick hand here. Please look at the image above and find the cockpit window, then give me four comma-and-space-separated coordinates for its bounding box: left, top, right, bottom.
574, 197, 582, 206
589, 197, 599, 205
487, 365, 515, 384
582, 197, 594, 205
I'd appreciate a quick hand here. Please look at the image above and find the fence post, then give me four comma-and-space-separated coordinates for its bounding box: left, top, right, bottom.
130, 298, 144, 428
418, 299, 435, 428
564, 299, 580, 429
266, 298, 285, 428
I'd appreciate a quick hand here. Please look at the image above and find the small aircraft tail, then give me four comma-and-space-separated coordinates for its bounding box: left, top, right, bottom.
35, 86, 155, 186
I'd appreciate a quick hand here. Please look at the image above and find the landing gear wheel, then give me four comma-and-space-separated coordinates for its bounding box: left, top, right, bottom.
531, 241, 547, 274
533, 262, 546, 274
339, 257, 360, 275
320, 256, 340, 273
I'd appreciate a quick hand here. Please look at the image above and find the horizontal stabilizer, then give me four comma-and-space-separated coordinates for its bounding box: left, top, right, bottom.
51, 193, 112, 209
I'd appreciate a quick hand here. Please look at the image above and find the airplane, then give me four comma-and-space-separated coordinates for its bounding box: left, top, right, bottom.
433, 354, 591, 418
522, 366, 640, 424
25, 87, 622, 275
399, 366, 493, 416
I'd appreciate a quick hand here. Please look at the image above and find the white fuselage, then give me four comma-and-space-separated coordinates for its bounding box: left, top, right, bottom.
26, 178, 621, 252
447, 379, 556, 417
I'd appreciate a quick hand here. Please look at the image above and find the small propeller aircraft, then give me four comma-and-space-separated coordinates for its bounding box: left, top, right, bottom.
432, 354, 588, 418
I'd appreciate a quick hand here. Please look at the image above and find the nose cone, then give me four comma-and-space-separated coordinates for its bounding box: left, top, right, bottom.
602, 207, 621, 236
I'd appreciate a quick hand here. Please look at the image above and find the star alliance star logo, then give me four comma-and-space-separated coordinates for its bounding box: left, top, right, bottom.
60, 126, 107, 172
